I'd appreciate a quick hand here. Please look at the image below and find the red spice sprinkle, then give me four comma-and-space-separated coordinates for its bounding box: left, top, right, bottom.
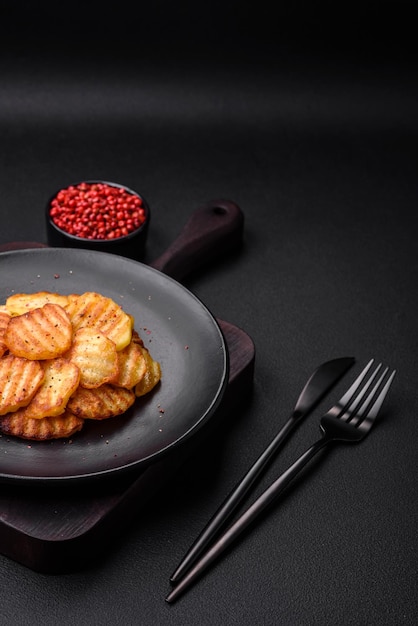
49, 182, 146, 240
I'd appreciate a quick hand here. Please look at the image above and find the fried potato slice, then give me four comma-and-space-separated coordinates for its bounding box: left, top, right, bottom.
111, 340, 147, 389
0, 410, 84, 440
65, 292, 133, 350
66, 327, 119, 388
6, 291, 69, 316
131, 329, 144, 347
18, 358, 81, 419
0, 311, 11, 358
135, 347, 161, 397
0, 355, 45, 415
4, 303, 72, 360
67, 384, 135, 420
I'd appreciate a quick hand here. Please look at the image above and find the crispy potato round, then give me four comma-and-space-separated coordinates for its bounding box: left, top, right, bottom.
19, 358, 81, 419
0, 355, 45, 415
4, 303, 73, 360
66, 327, 119, 388
6, 291, 70, 316
135, 347, 161, 397
67, 384, 135, 420
65, 291, 133, 351
0, 410, 84, 440
111, 340, 147, 389
0, 311, 11, 358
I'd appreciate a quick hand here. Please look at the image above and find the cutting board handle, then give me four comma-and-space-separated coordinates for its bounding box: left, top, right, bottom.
149, 199, 244, 281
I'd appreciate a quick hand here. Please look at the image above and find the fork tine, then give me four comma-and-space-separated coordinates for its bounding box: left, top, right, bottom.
336, 358, 375, 413
355, 366, 388, 418
364, 369, 396, 419
349, 368, 395, 428
344, 363, 383, 418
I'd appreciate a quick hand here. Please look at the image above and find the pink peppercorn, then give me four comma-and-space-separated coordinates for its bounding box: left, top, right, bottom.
49, 182, 147, 240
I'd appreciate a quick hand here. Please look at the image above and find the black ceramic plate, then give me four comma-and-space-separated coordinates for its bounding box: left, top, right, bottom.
0, 248, 228, 484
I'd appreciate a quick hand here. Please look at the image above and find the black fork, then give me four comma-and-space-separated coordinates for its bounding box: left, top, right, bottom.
166, 359, 396, 603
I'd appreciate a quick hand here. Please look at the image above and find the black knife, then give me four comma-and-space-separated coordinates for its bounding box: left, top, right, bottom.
169, 356, 355, 585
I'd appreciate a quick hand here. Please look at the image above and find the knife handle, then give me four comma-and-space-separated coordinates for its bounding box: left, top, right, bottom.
169, 415, 295, 585
149, 199, 244, 282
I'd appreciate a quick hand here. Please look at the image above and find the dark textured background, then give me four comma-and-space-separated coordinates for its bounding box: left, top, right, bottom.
1, 2, 417, 624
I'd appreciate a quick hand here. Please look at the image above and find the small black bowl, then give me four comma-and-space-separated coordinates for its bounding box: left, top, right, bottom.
46, 180, 150, 260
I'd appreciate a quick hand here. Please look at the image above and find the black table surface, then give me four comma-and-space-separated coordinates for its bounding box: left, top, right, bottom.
1, 3, 417, 624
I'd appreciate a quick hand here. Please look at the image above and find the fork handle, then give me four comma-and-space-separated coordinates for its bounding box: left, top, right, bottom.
166, 436, 330, 603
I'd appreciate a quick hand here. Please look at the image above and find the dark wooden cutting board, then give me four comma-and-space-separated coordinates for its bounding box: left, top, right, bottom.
0, 200, 255, 573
